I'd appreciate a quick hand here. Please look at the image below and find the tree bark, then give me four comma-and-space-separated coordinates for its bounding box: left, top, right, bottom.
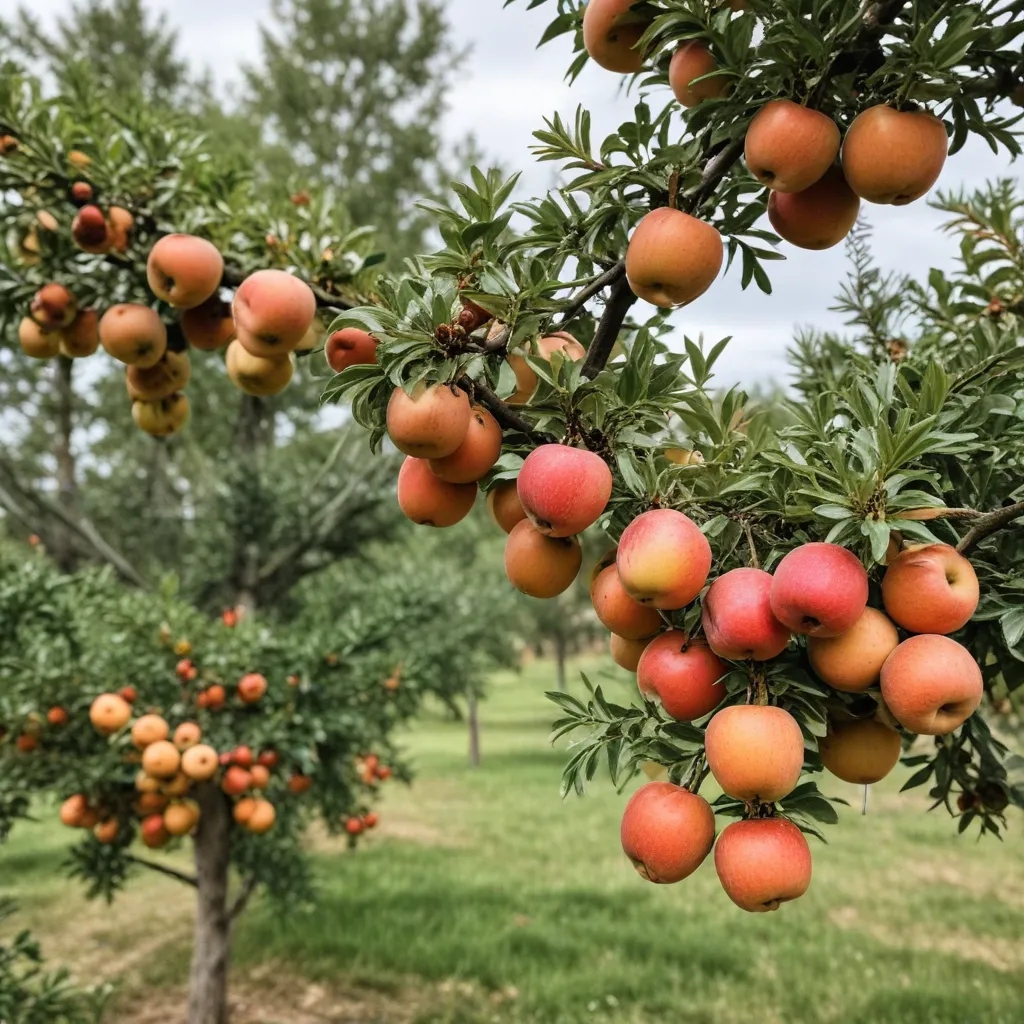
467, 688, 481, 768
188, 783, 233, 1024
52, 356, 78, 572
554, 632, 567, 692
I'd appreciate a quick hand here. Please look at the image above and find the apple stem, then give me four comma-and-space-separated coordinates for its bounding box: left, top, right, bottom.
743, 521, 761, 569
862, 784, 870, 816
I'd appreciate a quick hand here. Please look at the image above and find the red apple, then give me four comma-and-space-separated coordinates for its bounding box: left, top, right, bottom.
616, 509, 712, 610
880, 634, 982, 735
701, 568, 790, 661
769, 542, 868, 637
714, 818, 812, 912
636, 631, 727, 721
620, 781, 716, 883
325, 328, 377, 372
516, 444, 613, 537
881, 543, 979, 634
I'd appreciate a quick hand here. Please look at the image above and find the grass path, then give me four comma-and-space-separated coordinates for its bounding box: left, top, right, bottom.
2, 655, 1022, 1023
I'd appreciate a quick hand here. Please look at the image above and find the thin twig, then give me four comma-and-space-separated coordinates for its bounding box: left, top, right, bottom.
956, 500, 1024, 554
743, 522, 761, 569
455, 376, 556, 444
127, 854, 198, 888
228, 876, 259, 922
558, 263, 627, 325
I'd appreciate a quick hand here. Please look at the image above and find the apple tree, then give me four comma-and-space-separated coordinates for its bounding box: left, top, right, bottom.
325, 0, 1024, 912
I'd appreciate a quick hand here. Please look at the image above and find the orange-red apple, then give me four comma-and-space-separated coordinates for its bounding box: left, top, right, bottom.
100, 304, 167, 367
880, 634, 982, 735
881, 543, 979, 634
486, 480, 527, 534
181, 744, 219, 781
745, 100, 840, 193
142, 740, 181, 778
146, 234, 223, 309
428, 405, 502, 483
233, 269, 316, 355
705, 705, 804, 801
181, 295, 235, 350
620, 781, 715, 883
517, 444, 613, 537
636, 631, 727, 721
582, 0, 650, 73
325, 328, 378, 372
768, 164, 860, 249
819, 717, 901, 783
61, 308, 101, 357
18, 317, 60, 359
841, 105, 947, 205
131, 714, 169, 750
591, 563, 662, 639
807, 606, 899, 692
669, 42, 728, 107
616, 508, 712, 609
31, 283, 77, 329
769, 542, 867, 637
714, 817, 811, 912
71, 204, 109, 252
238, 673, 267, 703
625, 208, 723, 307
173, 722, 202, 750
89, 693, 132, 735
386, 383, 471, 459
701, 567, 790, 661
246, 799, 276, 834
397, 456, 477, 527
506, 333, 585, 405
504, 519, 582, 598
610, 633, 654, 672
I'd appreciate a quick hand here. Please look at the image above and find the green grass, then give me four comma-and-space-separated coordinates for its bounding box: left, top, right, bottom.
3, 656, 1023, 1023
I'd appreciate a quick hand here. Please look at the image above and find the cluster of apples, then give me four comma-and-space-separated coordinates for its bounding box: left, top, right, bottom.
17, 282, 102, 362
582, 0, 949, 309
611, 530, 984, 912
3, 703, 70, 754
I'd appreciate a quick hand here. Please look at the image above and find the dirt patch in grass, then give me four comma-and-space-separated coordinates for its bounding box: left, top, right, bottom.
829, 906, 1024, 972
902, 860, 1024, 910
118, 966, 511, 1023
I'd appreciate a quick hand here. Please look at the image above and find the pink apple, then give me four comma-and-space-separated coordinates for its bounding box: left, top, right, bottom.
714, 818, 812, 912
636, 630, 727, 721
702, 568, 791, 661
769, 542, 868, 637
616, 509, 712, 609
881, 543, 979, 634
516, 444, 613, 537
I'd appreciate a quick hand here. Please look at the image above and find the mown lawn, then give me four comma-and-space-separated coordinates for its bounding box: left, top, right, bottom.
2, 655, 1023, 1023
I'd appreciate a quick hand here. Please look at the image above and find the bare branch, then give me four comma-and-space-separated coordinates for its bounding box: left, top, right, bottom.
956, 501, 1024, 554
558, 263, 627, 325
228, 876, 259, 922
581, 276, 638, 379
127, 854, 198, 888
456, 377, 556, 444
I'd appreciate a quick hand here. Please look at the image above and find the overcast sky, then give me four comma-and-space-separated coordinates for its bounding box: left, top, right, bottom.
27, 0, 1018, 386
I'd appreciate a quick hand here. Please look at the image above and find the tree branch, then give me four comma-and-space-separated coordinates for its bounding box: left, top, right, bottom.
581, 276, 638, 379
220, 265, 355, 311
456, 377, 556, 445
127, 854, 198, 888
956, 501, 1024, 554
558, 263, 627, 325
228, 876, 259, 922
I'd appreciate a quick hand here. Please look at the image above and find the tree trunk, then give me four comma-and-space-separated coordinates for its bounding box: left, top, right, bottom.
467, 688, 481, 768
188, 783, 233, 1024
52, 356, 78, 572
554, 631, 567, 692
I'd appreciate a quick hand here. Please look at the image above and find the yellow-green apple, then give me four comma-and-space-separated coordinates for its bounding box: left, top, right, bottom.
325, 327, 378, 372
841, 104, 947, 205
146, 234, 223, 309
701, 567, 791, 661
705, 705, 804, 801
486, 481, 527, 534
625, 208, 723, 307
610, 633, 655, 672
616, 508, 712, 609
714, 818, 812, 912
386, 383, 471, 459
504, 520, 582, 598
807, 607, 899, 692
99, 304, 168, 367
590, 562, 663, 639
233, 269, 317, 356
132, 393, 190, 437
397, 456, 477, 527
881, 543, 979, 634
225, 341, 294, 396
516, 444, 613, 537
428, 405, 502, 483
818, 718, 902, 784
880, 634, 982, 735
767, 165, 860, 249
620, 781, 716, 883
769, 542, 868, 636
669, 42, 729, 107
636, 631, 727, 721
744, 100, 840, 192
582, 0, 650, 73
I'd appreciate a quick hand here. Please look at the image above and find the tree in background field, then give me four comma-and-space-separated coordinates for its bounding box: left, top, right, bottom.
324, 0, 1024, 918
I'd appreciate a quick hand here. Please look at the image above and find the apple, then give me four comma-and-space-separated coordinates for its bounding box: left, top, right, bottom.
807, 607, 899, 692
516, 445, 613, 537
881, 543, 979, 634
705, 705, 804, 802
714, 818, 812, 912
620, 781, 716, 883
590, 562, 663, 639
616, 509, 712, 609
818, 718, 902, 784
636, 631, 727, 721
744, 100, 840, 193
769, 542, 868, 637
701, 567, 790, 661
